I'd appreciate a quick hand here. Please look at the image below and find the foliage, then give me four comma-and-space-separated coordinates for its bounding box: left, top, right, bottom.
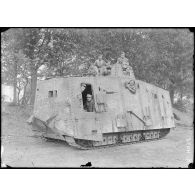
1, 28, 194, 110
173, 98, 193, 113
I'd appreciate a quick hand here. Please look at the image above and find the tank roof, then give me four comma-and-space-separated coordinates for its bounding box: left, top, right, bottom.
43, 73, 135, 80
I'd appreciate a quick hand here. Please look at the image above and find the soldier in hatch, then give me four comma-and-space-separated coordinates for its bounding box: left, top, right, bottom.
84, 94, 95, 112
76, 83, 87, 107
81, 83, 86, 93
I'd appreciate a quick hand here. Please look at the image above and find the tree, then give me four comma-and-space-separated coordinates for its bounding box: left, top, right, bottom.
1, 28, 49, 105
1, 29, 22, 104
17, 28, 52, 105
2, 28, 193, 110
145, 29, 193, 104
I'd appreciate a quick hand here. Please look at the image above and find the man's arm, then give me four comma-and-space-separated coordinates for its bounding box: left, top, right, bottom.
92, 101, 96, 112
124, 58, 129, 65
94, 60, 98, 67
83, 102, 87, 111
117, 57, 122, 64
102, 60, 107, 67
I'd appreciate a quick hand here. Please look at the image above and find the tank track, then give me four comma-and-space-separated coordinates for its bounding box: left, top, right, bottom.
63, 128, 170, 150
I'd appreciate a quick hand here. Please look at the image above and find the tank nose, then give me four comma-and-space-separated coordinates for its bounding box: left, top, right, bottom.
27, 115, 35, 124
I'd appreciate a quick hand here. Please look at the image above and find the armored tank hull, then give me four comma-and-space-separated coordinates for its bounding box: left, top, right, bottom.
28, 71, 175, 149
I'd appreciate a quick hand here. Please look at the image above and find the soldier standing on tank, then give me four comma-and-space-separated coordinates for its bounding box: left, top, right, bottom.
94, 54, 106, 75
84, 94, 95, 112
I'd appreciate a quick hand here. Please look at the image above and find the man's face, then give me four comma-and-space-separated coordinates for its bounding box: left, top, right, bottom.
81, 84, 86, 92
98, 55, 102, 60
87, 95, 92, 102
121, 53, 125, 58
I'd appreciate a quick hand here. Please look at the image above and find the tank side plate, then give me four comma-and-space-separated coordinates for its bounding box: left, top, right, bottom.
73, 128, 170, 149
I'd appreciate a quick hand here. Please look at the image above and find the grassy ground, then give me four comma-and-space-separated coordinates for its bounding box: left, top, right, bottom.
1, 103, 193, 168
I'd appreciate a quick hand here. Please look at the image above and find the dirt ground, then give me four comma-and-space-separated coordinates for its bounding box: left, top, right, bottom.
1, 104, 194, 168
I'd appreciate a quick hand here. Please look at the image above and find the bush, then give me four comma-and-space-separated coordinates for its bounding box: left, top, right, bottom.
7, 102, 17, 106
173, 99, 193, 113
173, 113, 180, 120
20, 105, 33, 118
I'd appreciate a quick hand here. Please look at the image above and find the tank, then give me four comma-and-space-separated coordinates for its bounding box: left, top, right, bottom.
27, 63, 175, 149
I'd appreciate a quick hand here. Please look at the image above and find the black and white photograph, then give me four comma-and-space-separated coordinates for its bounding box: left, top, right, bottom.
1, 28, 194, 168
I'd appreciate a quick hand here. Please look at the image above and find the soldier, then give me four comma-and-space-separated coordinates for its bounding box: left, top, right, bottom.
76, 83, 87, 108
117, 51, 134, 77
84, 94, 95, 112
88, 64, 98, 76
94, 55, 106, 75
102, 60, 113, 75
81, 83, 86, 93
117, 51, 129, 70
111, 52, 128, 76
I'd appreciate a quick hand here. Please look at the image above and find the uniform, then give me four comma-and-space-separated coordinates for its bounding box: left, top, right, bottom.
89, 65, 98, 76
117, 56, 129, 69
94, 59, 106, 75
94, 59, 106, 69
117, 56, 134, 78
84, 100, 95, 112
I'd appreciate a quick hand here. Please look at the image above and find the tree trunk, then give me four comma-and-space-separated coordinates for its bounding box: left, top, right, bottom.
21, 89, 26, 105
180, 91, 183, 101
21, 78, 28, 105
169, 88, 174, 105
13, 63, 17, 104
30, 69, 37, 105
17, 88, 21, 105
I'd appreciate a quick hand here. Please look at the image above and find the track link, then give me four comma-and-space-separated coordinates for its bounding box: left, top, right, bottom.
72, 128, 170, 150
41, 128, 170, 150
